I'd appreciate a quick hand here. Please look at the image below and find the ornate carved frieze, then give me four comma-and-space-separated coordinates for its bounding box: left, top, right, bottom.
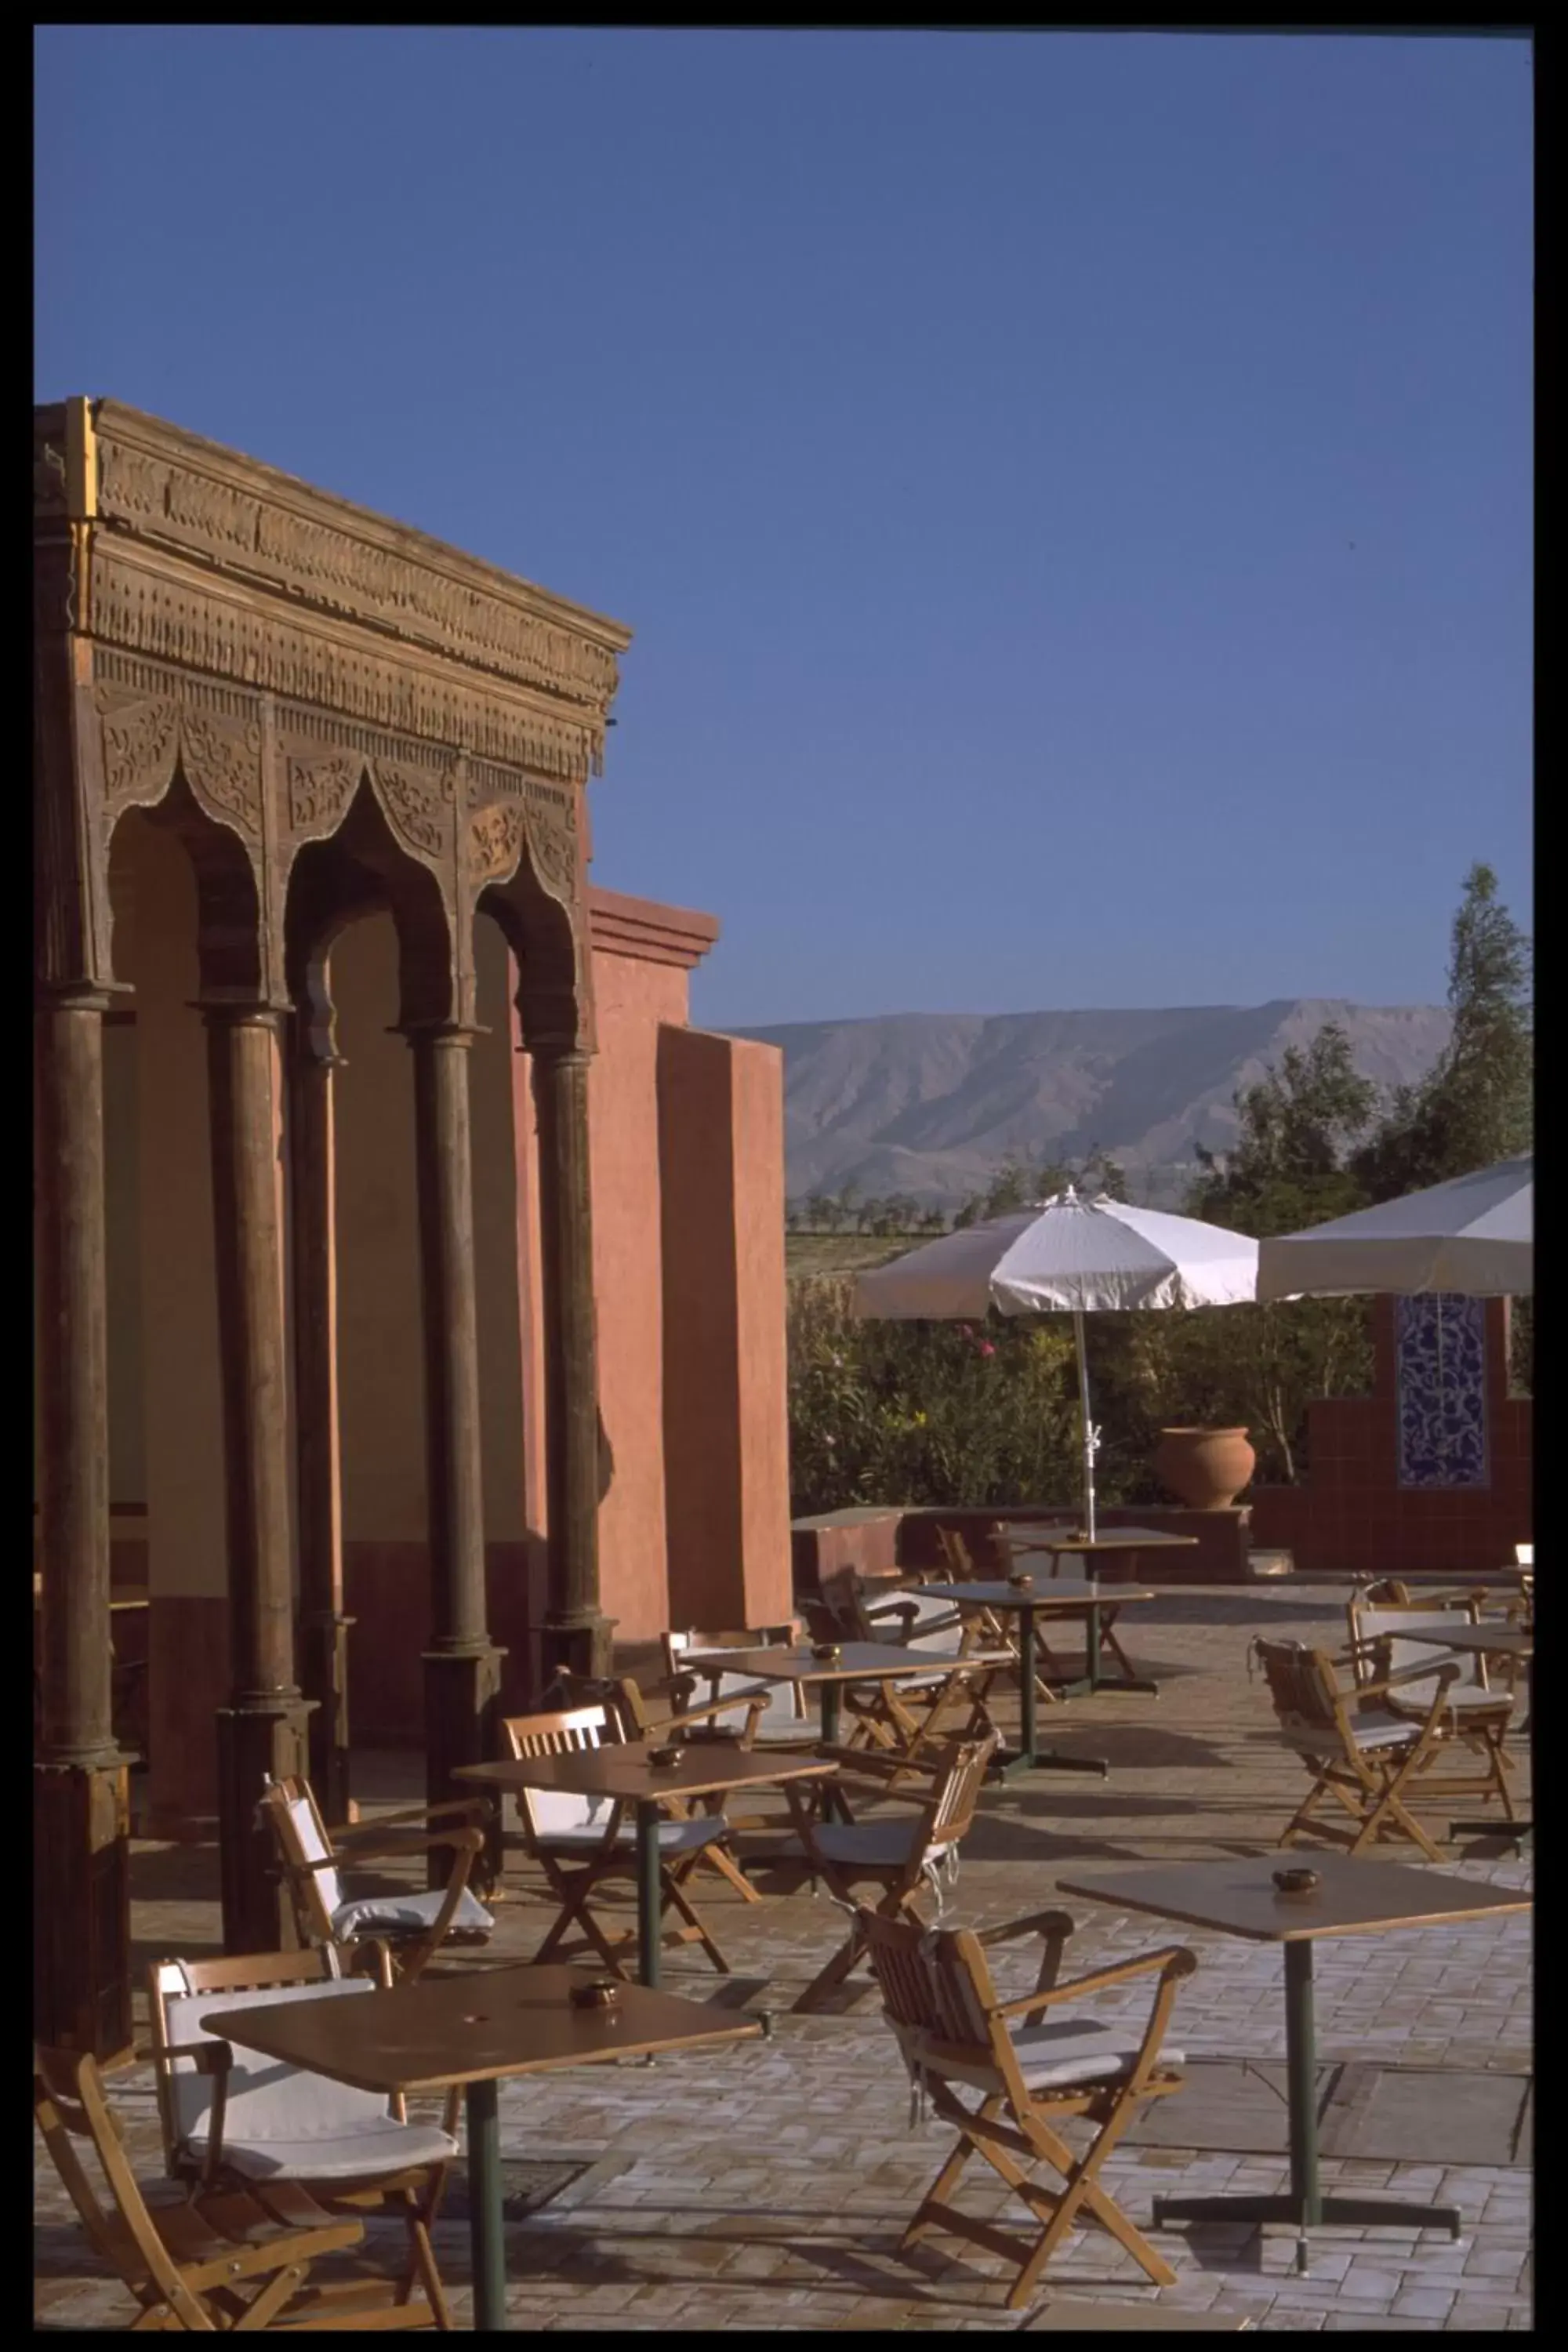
89, 548, 601, 786
90, 405, 627, 724
468, 802, 526, 885
286, 753, 364, 838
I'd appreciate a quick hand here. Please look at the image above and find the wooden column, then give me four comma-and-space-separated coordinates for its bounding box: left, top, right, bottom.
289, 1004, 354, 1825
533, 1044, 612, 1685
205, 1004, 313, 1953
34, 991, 134, 2064
407, 1026, 503, 1861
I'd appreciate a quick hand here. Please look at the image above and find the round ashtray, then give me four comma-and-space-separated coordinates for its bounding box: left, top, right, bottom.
569, 1976, 622, 2011
1007, 1570, 1033, 1588
648, 1744, 685, 1769
811, 1642, 841, 1663
1272, 1867, 1320, 1900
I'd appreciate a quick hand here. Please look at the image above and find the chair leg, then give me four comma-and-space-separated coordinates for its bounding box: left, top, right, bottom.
697, 1841, 763, 1904
662, 1862, 732, 1972
902, 2109, 993, 2248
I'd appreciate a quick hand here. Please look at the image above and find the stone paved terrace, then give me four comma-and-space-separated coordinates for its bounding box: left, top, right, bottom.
35, 1584, 1532, 2331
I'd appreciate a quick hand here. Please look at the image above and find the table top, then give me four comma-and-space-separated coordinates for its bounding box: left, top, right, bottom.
455, 1742, 837, 1802
996, 1527, 1200, 1554
201, 1962, 762, 2096
921, 1579, 1157, 1613
689, 1642, 952, 1686
1055, 1853, 1533, 1945
1399, 1625, 1534, 1661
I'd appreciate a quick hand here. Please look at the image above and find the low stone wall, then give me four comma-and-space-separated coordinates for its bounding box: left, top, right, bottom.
791, 1502, 1255, 1592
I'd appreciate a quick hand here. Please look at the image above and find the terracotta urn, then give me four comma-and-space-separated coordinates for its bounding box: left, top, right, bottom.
1153, 1426, 1256, 1512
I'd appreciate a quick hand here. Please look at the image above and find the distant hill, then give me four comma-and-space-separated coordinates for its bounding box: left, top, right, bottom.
735, 1000, 1452, 1212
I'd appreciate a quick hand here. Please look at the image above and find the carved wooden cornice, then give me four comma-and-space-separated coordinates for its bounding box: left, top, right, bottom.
35, 401, 630, 786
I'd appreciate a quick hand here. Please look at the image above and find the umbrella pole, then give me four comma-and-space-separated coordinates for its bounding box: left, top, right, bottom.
1074, 1310, 1098, 1542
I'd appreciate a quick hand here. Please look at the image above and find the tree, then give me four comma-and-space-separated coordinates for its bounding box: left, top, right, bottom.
1352, 863, 1532, 1203
1185, 1022, 1377, 1239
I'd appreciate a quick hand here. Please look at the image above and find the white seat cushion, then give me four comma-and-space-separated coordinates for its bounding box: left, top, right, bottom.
331, 1886, 494, 1939
779, 1822, 947, 1871
1286, 1708, 1422, 1757
194, 2118, 459, 2183
540, 1816, 728, 1855
917, 2016, 1185, 2096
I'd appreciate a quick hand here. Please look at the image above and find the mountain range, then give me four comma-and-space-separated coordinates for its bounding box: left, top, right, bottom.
734, 1000, 1453, 1212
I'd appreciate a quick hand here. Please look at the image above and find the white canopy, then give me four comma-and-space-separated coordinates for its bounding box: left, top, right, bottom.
853, 1192, 1260, 1321
852, 1189, 1260, 1539
1254, 1155, 1532, 1301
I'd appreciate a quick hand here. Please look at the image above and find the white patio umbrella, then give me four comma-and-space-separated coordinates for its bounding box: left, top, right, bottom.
1255, 1155, 1532, 1301
852, 1187, 1260, 1540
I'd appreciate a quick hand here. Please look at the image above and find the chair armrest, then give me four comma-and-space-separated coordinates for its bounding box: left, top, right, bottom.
976, 1907, 1077, 1994
336, 1824, 485, 1861
332, 1797, 493, 1838
659, 1690, 768, 1737
1359, 1659, 1461, 1701
147, 2037, 234, 2188
811, 1741, 935, 1784
996, 1942, 1198, 2020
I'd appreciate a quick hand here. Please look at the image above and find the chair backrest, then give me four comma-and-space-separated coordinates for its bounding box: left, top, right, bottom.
920, 1733, 998, 1853
856, 1906, 1022, 2103
148, 1950, 392, 2168
36, 2045, 197, 2315
1250, 1639, 1348, 1738
259, 1775, 343, 1938
1346, 1599, 1482, 1690
662, 1631, 807, 1728
500, 1705, 622, 1838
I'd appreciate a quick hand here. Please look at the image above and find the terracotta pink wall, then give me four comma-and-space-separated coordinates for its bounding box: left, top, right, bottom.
583, 944, 692, 1643
658, 1027, 793, 1632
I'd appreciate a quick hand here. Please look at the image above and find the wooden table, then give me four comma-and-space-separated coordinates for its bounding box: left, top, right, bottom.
995, 1526, 1196, 1693
205, 1962, 760, 2333
920, 1579, 1156, 1780
1056, 1853, 1531, 2270
684, 1644, 953, 1822
456, 1744, 837, 1988
1402, 1625, 1534, 1847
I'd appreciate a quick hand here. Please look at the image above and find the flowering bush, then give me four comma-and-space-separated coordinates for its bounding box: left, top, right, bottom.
788, 1277, 1082, 1514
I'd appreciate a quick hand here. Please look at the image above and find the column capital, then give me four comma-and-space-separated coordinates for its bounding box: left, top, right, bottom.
35, 981, 136, 1016
193, 994, 292, 1029
393, 1019, 489, 1049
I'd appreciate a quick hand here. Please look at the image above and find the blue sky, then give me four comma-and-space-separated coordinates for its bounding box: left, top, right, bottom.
35, 28, 1532, 1028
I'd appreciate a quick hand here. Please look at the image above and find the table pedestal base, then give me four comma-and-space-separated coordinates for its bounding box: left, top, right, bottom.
1451, 1817, 1531, 1847
993, 1747, 1109, 1781
1052, 1675, 1160, 1700
1153, 2192, 1463, 2274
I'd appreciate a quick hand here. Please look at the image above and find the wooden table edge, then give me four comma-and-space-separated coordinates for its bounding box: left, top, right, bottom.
1053, 1873, 1534, 1943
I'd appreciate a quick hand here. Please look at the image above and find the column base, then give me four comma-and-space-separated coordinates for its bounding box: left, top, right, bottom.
539, 1611, 615, 1691
216, 1699, 315, 1955
34, 1758, 135, 2067
423, 1646, 506, 1891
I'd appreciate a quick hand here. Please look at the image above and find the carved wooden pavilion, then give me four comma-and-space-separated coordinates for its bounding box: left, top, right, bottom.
34, 400, 790, 2061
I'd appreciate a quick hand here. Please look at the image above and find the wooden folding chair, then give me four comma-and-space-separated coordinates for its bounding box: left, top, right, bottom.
803, 1577, 1011, 1784
857, 1904, 1194, 2310
552, 1672, 766, 1905
34, 2043, 375, 2332
259, 1773, 494, 1984
1250, 1635, 1461, 1863
499, 1705, 748, 1976
147, 1945, 459, 2330
1345, 1593, 1519, 1824
777, 1731, 998, 2011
